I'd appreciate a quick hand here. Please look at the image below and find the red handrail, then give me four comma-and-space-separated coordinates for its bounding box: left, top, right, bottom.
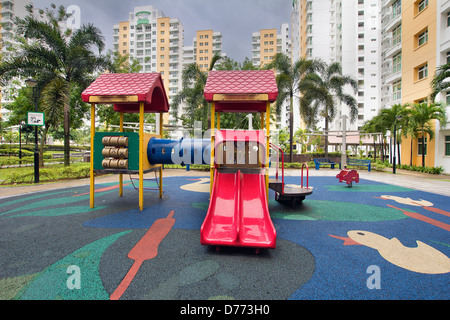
269, 143, 284, 195
301, 162, 309, 189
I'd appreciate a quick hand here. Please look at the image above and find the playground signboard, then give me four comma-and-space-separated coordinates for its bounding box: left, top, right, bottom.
27, 112, 45, 127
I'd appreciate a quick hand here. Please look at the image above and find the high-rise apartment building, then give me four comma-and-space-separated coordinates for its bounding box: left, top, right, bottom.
251, 24, 291, 68
251, 24, 292, 129
193, 30, 225, 72
291, 0, 382, 133
382, 0, 450, 172
113, 6, 184, 107
113, 7, 228, 127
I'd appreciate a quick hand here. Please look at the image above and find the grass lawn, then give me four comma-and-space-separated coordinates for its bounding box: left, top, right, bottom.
0, 162, 91, 186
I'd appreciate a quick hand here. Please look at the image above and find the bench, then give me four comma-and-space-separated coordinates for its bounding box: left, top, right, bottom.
313, 158, 336, 170
340, 158, 371, 172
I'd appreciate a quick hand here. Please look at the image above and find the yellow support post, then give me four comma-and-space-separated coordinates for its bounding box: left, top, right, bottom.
119, 112, 124, 197
265, 101, 270, 198
90, 103, 95, 209
139, 102, 144, 211
210, 102, 215, 195
159, 112, 163, 199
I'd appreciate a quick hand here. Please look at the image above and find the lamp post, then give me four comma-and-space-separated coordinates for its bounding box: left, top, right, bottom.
392, 116, 402, 174
25, 78, 39, 183
19, 121, 25, 166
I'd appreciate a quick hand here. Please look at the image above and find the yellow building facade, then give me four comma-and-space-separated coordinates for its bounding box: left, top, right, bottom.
259, 29, 277, 67
195, 30, 214, 72
401, 0, 438, 167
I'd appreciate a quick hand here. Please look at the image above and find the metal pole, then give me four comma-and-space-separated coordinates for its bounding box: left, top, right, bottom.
341, 115, 347, 169
393, 123, 397, 174
19, 124, 22, 166
34, 88, 39, 183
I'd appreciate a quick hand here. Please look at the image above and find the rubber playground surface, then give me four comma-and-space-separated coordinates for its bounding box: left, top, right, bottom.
0, 170, 449, 301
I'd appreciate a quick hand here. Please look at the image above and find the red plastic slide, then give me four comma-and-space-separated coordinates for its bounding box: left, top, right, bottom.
200, 170, 276, 249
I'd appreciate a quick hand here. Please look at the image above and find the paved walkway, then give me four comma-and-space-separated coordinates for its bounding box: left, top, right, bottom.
1, 168, 450, 199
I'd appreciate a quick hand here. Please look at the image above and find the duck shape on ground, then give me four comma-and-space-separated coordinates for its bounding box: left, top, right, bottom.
330, 230, 450, 274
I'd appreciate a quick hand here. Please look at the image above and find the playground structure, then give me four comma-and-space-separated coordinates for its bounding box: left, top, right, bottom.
336, 169, 359, 187
201, 70, 313, 249
81, 70, 313, 250
82, 73, 171, 211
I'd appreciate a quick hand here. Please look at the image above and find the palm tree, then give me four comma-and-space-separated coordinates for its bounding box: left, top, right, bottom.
38, 77, 67, 166
430, 63, 450, 102
0, 4, 108, 166
362, 114, 387, 162
171, 52, 223, 132
409, 102, 447, 167
401, 114, 421, 166
379, 103, 408, 164
299, 62, 358, 156
266, 53, 325, 161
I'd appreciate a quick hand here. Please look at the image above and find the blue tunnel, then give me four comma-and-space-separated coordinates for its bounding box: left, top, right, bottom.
147, 138, 211, 166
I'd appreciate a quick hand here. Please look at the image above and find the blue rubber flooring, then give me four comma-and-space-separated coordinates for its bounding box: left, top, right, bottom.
0, 175, 449, 300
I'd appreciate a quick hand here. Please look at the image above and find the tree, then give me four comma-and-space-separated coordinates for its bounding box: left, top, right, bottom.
409, 102, 447, 167
38, 77, 66, 166
430, 63, 450, 102
379, 103, 408, 164
362, 112, 391, 162
96, 50, 144, 131
301, 61, 357, 157
0, 4, 108, 166
266, 53, 325, 161
171, 52, 223, 132
401, 113, 420, 166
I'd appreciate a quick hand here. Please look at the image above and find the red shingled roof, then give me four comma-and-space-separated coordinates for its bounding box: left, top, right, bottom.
204, 70, 278, 112
81, 73, 169, 113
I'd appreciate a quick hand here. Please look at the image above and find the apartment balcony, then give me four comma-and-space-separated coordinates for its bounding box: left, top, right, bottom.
442, 0, 450, 12
384, 41, 401, 59
384, 70, 401, 85
384, 12, 401, 33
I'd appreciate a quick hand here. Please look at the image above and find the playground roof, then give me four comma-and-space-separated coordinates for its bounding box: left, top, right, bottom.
81, 73, 169, 113
204, 70, 278, 112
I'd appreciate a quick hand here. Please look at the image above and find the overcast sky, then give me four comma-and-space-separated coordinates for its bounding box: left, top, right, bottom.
33, 0, 293, 62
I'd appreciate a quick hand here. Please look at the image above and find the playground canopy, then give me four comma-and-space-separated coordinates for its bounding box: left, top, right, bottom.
81, 73, 169, 114
204, 70, 278, 112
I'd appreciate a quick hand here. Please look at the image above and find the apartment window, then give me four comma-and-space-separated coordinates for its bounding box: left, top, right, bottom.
418, 137, 427, 156
445, 136, 450, 156
417, 64, 428, 80
393, 81, 401, 101
392, 25, 401, 46
447, 12, 450, 27
417, 29, 428, 47
392, 0, 401, 18
418, 0, 428, 13
393, 53, 402, 73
